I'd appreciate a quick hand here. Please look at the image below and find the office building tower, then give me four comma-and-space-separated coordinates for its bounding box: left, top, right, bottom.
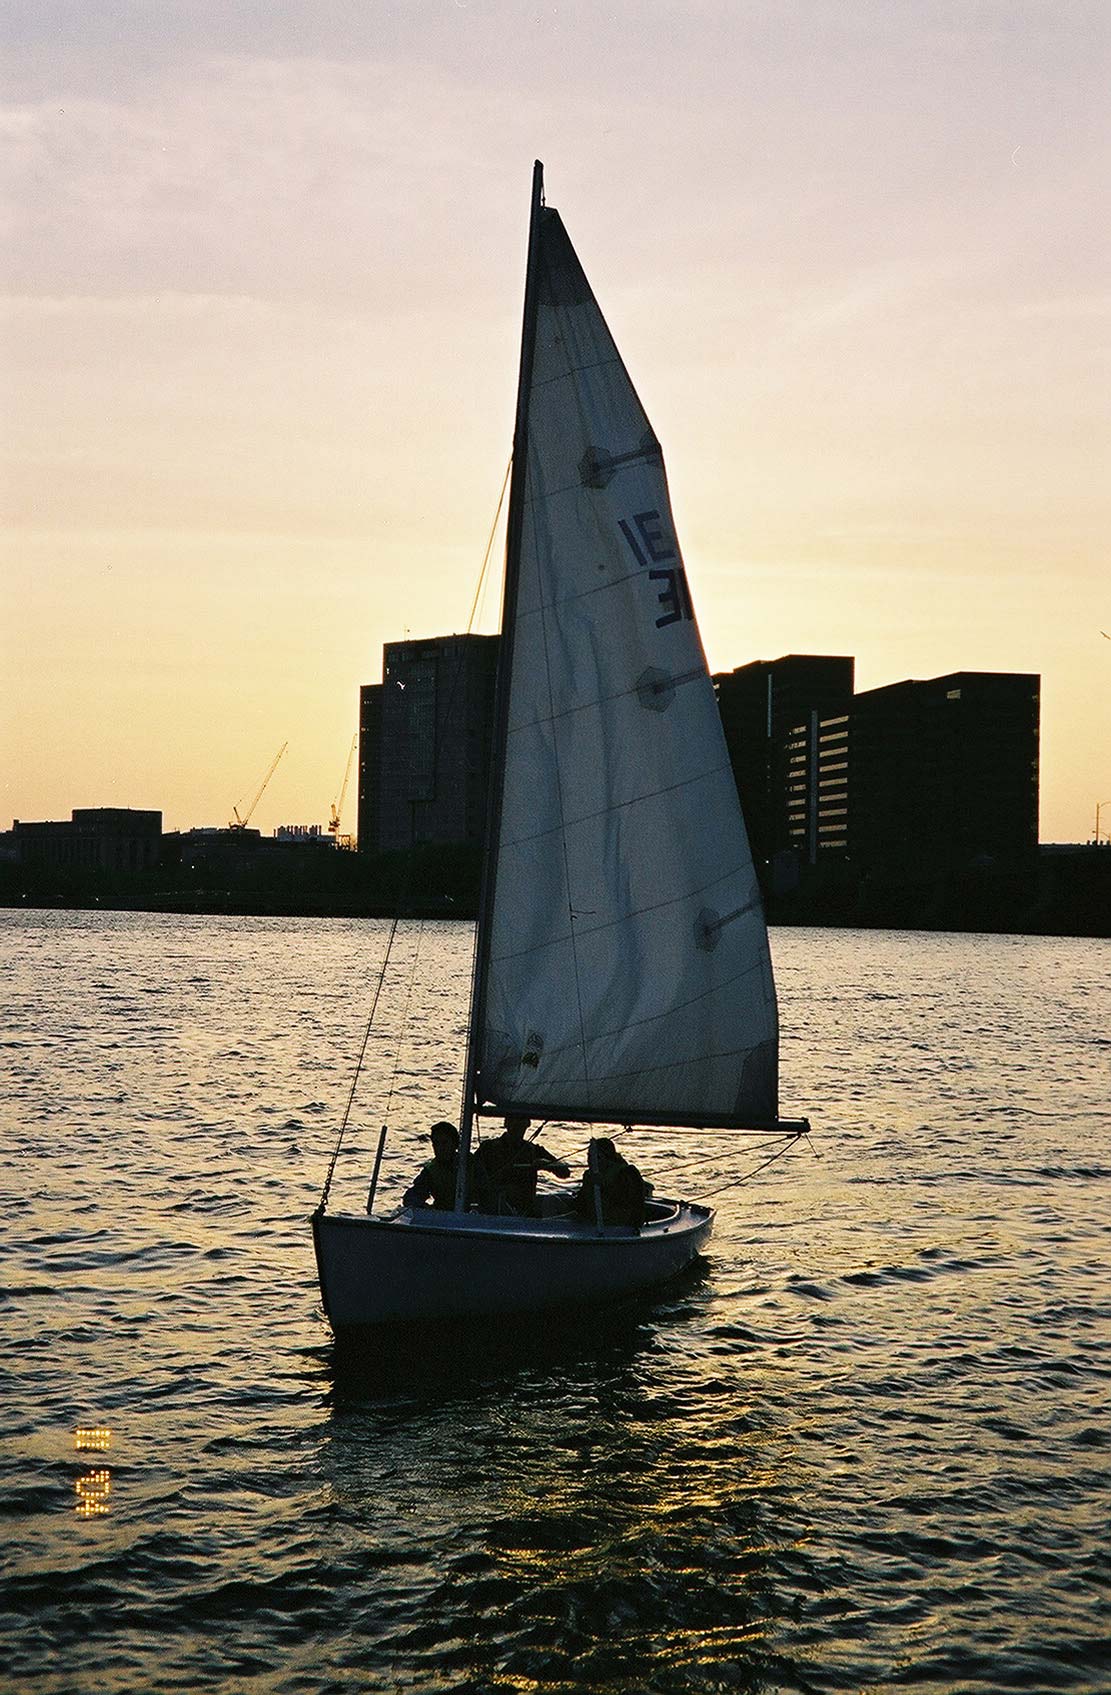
713, 655, 855, 865
850, 671, 1039, 873
357, 683, 382, 855
359, 634, 499, 855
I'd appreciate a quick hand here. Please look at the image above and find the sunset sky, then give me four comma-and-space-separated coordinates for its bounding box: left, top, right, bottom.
3, 1, 1109, 842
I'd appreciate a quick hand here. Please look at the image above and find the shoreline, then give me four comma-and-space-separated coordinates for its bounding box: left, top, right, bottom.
3, 841, 1108, 938
3, 889, 1108, 939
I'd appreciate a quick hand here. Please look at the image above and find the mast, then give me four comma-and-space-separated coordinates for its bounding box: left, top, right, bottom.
454, 159, 545, 1211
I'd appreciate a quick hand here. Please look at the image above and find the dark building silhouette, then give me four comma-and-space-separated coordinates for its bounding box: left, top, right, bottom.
167, 826, 262, 872
12, 808, 162, 872
358, 634, 499, 854
354, 637, 1039, 884
715, 659, 1039, 881
274, 823, 331, 845
850, 671, 1040, 873
713, 655, 855, 866
357, 683, 383, 856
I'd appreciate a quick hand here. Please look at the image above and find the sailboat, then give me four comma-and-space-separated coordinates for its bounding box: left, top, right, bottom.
312, 162, 808, 1329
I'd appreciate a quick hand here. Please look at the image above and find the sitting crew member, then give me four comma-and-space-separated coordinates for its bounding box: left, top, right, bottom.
573, 1137, 649, 1228
402, 1121, 461, 1211
473, 1114, 571, 1215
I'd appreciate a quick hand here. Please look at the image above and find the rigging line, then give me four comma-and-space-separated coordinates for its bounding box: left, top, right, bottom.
652, 1134, 792, 1178
336, 458, 508, 1204
361, 460, 506, 1161
383, 920, 424, 1120
466, 454, 513, 635
555, 1129, 793, 1182
316, 915, 401, 1213
698, 1134, 807, 1200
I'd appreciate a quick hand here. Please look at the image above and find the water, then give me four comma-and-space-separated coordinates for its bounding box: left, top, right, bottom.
2, 911, 1109, 1694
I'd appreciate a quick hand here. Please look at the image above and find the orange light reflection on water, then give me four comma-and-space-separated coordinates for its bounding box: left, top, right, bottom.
74, 1425, 113, 1515
75, 1468, 111, 1517
75, 1425, 112, 1452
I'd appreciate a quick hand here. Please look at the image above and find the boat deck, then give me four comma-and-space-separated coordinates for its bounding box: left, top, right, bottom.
326, 1195, 699, 1244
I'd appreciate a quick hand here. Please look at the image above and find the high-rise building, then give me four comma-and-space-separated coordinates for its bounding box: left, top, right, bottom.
716, 658, 1039, 880
358, 635, 499, 855
850, 671, 1040, 873
356, 638, 1040, 882
357, 683, 382, 855
713, 655, 855, 865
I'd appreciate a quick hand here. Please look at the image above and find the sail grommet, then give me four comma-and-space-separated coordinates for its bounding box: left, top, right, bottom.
636, 666, 676, 712
694, 907, 722, 951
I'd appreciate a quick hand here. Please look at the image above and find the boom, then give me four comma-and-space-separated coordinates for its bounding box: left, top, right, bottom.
328, 733, 358, 838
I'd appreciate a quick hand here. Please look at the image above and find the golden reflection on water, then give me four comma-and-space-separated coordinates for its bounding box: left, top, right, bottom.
75, 1468, 111, 1517
473, 1418, 796, 1689
333, 1321, 801, 1689
74, 1425, 113, 1515
74, 1425, 112, 1452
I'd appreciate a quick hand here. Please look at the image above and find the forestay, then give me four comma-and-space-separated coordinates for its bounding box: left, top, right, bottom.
474, 201, 779, 1129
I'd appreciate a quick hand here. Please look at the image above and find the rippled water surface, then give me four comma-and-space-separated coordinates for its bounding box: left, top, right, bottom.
2, 911, 1109, 1693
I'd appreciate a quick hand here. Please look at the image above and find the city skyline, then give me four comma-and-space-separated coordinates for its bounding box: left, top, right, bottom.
4, 3, 1109, 842
7, 644, 1048, 850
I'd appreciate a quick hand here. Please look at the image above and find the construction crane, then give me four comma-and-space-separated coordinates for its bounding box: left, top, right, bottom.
329, 733, 358, 842
230, 741, 288, 830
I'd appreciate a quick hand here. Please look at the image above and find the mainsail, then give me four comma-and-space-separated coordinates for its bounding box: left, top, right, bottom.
471, 166, 779, 1130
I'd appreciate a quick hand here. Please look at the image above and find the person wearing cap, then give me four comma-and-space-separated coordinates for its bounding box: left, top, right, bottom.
473, 1114, 571, 1215
402, 1121, 462, 1211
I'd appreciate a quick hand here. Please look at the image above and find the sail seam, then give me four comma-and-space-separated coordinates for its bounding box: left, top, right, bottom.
571, 891, 761, 949
524, 470, 660, 505
512, 563, 647, 603
493, 957, 770, 1063
504, 661, 705, 735
489, 858, 756, 963
530, 354, 622, 391
500, 760, 740, 852
508, 1041, 759, 1089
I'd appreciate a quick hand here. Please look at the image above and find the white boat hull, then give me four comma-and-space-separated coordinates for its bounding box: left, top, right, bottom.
312, 1200, 713, 1329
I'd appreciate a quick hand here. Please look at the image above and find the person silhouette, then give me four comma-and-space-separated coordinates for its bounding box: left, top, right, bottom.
473, 1115, 570, 1214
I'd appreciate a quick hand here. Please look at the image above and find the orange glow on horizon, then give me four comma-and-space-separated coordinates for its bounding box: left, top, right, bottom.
3, 8, 1108, 843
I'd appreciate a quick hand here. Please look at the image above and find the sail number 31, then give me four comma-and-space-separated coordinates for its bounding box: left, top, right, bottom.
618, 510, 693, 628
